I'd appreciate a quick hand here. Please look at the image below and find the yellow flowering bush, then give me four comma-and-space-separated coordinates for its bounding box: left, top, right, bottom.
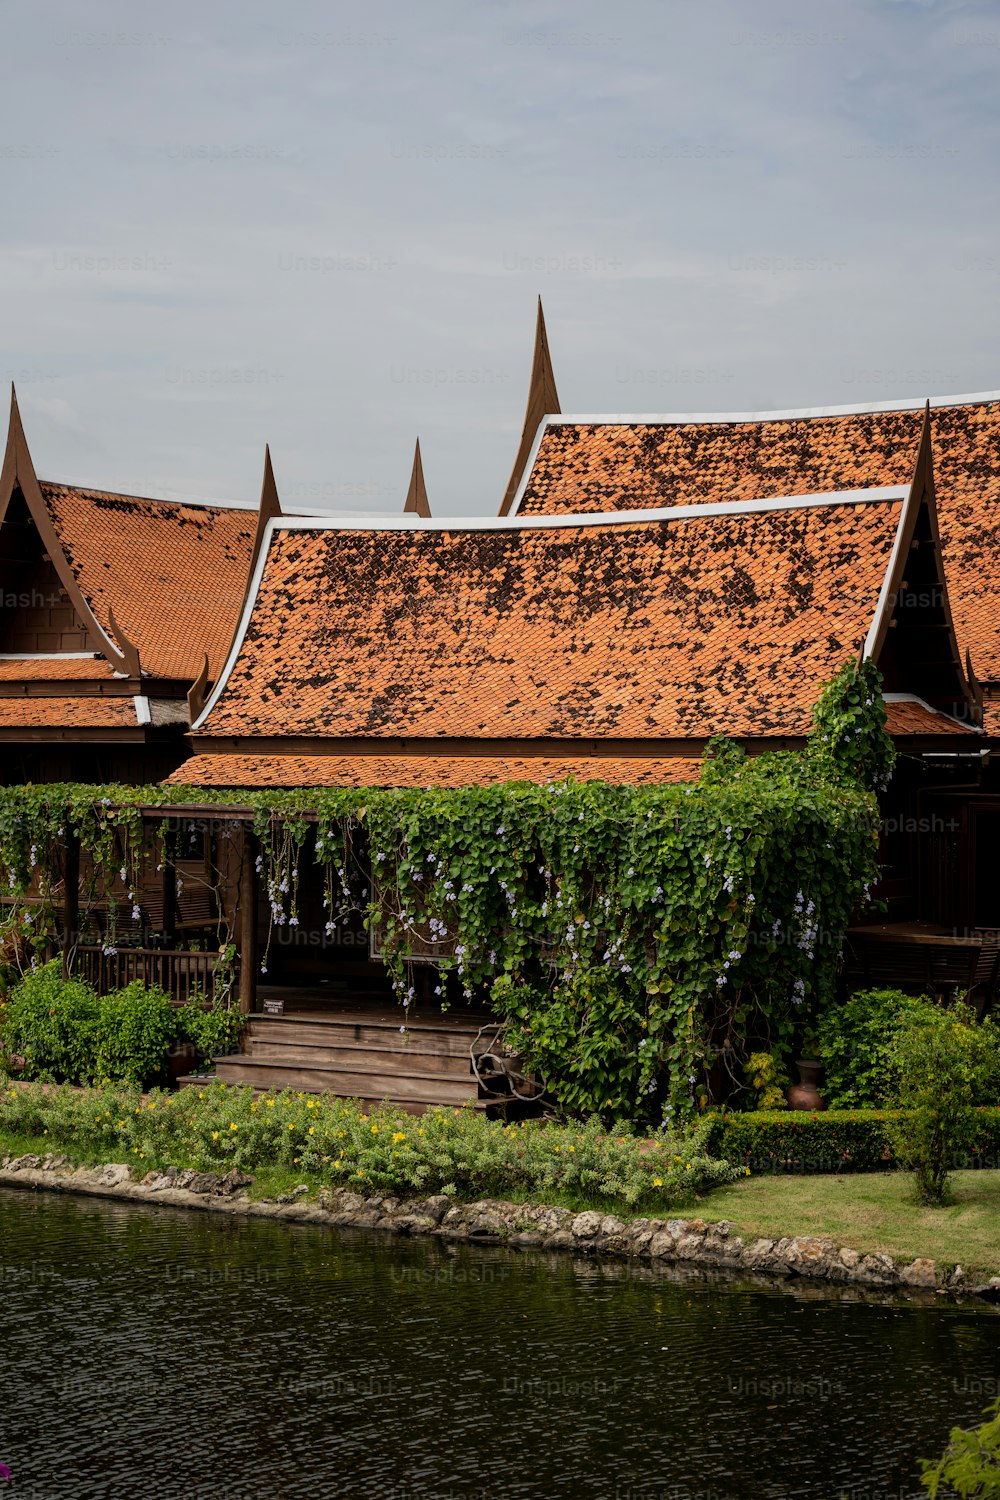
0, 1080, 743, 1210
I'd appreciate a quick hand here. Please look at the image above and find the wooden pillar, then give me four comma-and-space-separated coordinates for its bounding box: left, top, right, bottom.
61, 829, 80, 980
162, 824, 177, 948
238, 824, 259, 1015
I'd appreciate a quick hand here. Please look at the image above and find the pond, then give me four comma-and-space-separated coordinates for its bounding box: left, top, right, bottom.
1, 1185, 998, 1499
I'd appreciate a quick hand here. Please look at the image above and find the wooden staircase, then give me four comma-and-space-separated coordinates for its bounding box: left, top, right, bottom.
181, 991, 504, 1113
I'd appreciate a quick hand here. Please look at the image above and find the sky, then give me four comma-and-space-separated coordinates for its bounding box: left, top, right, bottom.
2, 0, 999, 515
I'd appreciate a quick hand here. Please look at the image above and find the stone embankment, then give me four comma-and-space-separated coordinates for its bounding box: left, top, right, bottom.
4, 1151, 1000, 1302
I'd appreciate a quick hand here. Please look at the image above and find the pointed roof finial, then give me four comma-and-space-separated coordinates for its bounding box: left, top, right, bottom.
187, 652, 210, 722
404, 438, 431, 517
908, 399, 934, 497
499, 297, 561, 516
247, 444, 282, 582
107, 604, 142, 678
5, 383, 29, 478
2, 382, 37, 526
260, 444, 282, 523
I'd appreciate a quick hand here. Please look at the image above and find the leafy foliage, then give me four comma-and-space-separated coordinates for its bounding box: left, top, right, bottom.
805, 656, 896, 793
0, 1081, 746, 1212
0, 660, 890, 1123
0, 963, 244, 1087
175, 998, 245, 1063
744, 1051, 790, 1110
0, 961, 99, 1082
704, 1105, 1000, 1174
90, 980, 177, 1087
887, 1003, 1000, 1205
921, 1398, 1000, 1497
818, 989, 949, 1109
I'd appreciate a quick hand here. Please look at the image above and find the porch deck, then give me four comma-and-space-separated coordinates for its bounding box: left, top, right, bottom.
843, 922, 1000, 1007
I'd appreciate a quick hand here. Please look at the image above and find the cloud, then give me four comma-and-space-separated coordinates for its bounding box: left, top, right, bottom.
1, 0, 997, 514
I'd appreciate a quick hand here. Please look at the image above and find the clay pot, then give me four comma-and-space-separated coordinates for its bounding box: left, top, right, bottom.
164, 1041, 198, 1085
786, 1058, 827, 1112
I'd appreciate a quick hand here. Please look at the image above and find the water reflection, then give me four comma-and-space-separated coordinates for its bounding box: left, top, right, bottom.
0, 1186, 997, 1499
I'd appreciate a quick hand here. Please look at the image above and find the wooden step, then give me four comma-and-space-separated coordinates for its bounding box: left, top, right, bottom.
262, 1005, 495, 1035
246, 1016, 492, 1058
175, 1072, 483, 1115
211, 1054, 478, 1105
245, 1038, 475, 1079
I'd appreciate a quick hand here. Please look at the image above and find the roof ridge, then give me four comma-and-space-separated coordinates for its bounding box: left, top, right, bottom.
38, 478, 257, 513
255, 485, 908, 537
541, 390, 1000, 427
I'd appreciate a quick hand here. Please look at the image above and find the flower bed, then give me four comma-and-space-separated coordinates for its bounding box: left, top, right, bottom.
0, 1079, 745, 1212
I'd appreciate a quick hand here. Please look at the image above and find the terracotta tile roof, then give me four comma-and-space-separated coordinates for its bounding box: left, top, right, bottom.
38, 483, 256, 680
165, 753, 704, 789
0, 656, 120, 682
516, 400, 1000, 681
883, 697, 979, 736
0, 695, 140, 728
981, 700, 1000, 737
198, 499, 901, 744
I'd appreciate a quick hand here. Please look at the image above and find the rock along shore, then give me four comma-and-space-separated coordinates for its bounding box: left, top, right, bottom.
3, 1151, 1000, 1303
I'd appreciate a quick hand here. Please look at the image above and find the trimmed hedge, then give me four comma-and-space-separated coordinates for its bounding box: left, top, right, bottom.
704, 1107, 1000, 1175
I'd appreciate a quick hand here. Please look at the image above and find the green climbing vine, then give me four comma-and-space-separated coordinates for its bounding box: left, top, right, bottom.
0, 660, 890, 1126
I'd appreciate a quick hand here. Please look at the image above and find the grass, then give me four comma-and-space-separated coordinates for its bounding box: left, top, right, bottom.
0, 1126, 332, 1203
3, 1117, 998, 1277
680, 1170, 1000, 1279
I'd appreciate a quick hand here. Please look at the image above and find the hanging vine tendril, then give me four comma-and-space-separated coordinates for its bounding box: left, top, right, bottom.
0, 662, 888, 1123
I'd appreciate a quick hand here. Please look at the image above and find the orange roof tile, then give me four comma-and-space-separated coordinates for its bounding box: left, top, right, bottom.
197, 498, 902, 744
0, 656, 119, 682
165, 753, 704, 789
514, 400, 1000, 682
38, 483, 256, 680
0, 695, 140, 728
981, 700, 1000, 737
883, 697, 978, 736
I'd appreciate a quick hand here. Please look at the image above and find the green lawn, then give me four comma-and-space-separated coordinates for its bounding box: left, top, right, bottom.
688, 1170, 1000, 1279
3, 1121, 998, 1278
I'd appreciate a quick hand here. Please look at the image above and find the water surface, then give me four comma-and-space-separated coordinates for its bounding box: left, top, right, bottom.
1, 1185, 998, 1499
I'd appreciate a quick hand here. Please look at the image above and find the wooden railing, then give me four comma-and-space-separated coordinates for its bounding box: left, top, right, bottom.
72, 947, 229, 1005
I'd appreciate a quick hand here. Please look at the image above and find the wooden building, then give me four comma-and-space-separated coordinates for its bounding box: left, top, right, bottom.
0, 389, 266, 783
8, 310, 1000, 1103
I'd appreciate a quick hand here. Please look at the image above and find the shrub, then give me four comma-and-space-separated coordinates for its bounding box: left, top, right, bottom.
0, 960, 100, 1082
705, 1107, 896, 1172
92, 981, 177, 1087
744, 1051, 789, 1110
175, 999, 245, 1063
920, 1396, 1000, 1496
0, 1081, 746, 1212
0, 964, 182, 1088
887, 1003, 1000, 1205
817, 989, 945, 1109
704, 1105, 1000, 1174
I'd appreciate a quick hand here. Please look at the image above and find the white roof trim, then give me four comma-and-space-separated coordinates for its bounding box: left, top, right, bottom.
506, 414, 552, 517
0, 652, 100, 661
863, 481, 915, 663
263, 487, 906, 537
194, 486, 907, 731
884, 692, 982, 735
193, 518, 278, 729
543, 389, 1000, 426
133, 695, 151, 726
